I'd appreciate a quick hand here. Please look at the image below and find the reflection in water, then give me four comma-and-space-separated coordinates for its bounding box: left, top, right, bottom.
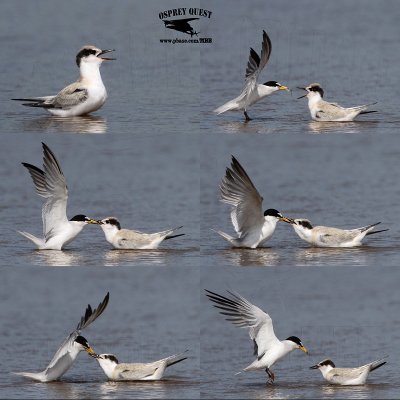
307, 121, 378, 135
32, 250, 83, 266
294, 247, 368, 266
102, 249, 199, 267
321, 383, 372, 399
99, 380, 174, 399
220, 248, 281, 267
218, 121, 264, 135
20, 115, 107, 134
103, 249, 167, 267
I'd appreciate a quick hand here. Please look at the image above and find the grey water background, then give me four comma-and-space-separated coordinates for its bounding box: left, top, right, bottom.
200, 0, 400, 135
1, 0, 400, 399
201, 266, 400, 399
0, 267, 199, 399
201, 133, 400, 267
0, 0, 199, 135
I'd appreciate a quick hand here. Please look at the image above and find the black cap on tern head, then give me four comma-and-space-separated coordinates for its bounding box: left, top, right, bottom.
297, 219, 313, 230
104, 218, 121, 230
74, 335, 90, 348
319, 359, 335, 368
70, 214, 89, 222
307, 83, 324, 98
76, 46, 98, 67
285, 336, 303, 346
103, 354, 119, 364
264, 209, 282, 218
263, 81, 280, 87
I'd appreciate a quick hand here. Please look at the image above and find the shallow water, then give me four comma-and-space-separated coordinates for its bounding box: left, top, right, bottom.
1, 0, 400, 399
201, 265, 400, 399
0, 268, 200, 399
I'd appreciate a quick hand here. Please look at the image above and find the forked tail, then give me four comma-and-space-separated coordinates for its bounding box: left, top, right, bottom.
165, 350, 189, 368
210, 228, 236, 244
164, 226, 185, 240
369, 356, 388, 372
17, 231, 44, 248
360, 222, 388, 236
12, 371, 44, 381
213, 100, 238, 115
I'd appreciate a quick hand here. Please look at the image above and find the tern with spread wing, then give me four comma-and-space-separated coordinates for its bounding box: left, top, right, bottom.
310, 358, 387, 385
297, 83, 377, 122
214, 30, 289, 121
91, 351, 189, 381
96, 217, 184, 250
287, 218, 387, 247
205, 290, 308, 383
14, 292, 109, 382
215, 156, 291, 248
12, 45, 115, 117
19, 142, 98, 250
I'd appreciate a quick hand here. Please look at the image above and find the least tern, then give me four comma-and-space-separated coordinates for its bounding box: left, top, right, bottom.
12, 45, 115, 117
297, 83, 377, 122
19, 142, 98, 250
97, 217, 184, 250
205, 290, 308, 383
310, 357, 387, 385
91, 351, 189, 381
287, 218, 388, 248
215, 156, 291, 248
213, 30, 289, 121
14, 292, 109, 382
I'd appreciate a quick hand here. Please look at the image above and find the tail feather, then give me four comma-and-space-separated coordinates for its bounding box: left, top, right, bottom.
211, 228, 235, 244
18, 231, 44, 248
369, 356, 388, 372
165, 350, 189, 368
360, 110, 378, 115
12, 96, 55, 108
163, 226, 184, 240
360, 222, 381, 233
366, 229, 389, 236
165, 233, 185, 240
370, 361, 387, 372
214, 100, 239, 115
12, 371, 44, 381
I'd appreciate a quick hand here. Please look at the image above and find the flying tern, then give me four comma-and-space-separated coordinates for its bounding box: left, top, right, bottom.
215, 156, 291, 248
205, 290, 308, 383
96, 217, 184, 250
14, 292, 109, 382
91, 351, 189, 380
12, 45, 115, 117
214, 30, 289, 121
297, 83, 377, 122
19, 142, 98, 250
287, 218, 388, 248
310, 357, 387, 385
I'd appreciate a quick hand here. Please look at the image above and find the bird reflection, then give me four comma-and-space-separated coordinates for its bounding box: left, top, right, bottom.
32, 250, 83, 266
102, 249, 168, 267
99, 380, 171, 399
306, 120, 378, 135
294, 246, 368, 266
20, 115, 107, 134
220, 248, 281, 267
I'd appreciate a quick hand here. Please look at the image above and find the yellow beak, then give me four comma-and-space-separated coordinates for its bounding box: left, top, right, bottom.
279, 85, 289, 91
86, 219, 99, 224
85, 346, 96, 355
299, 345, 308, 354
278, 216, 293, 223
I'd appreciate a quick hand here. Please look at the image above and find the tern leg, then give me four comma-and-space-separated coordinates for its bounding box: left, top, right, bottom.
265, 367, 275, 384
244, 110, 252, 121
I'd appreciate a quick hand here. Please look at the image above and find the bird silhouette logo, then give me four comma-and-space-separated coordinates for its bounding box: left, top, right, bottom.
163, 18, 199, 36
